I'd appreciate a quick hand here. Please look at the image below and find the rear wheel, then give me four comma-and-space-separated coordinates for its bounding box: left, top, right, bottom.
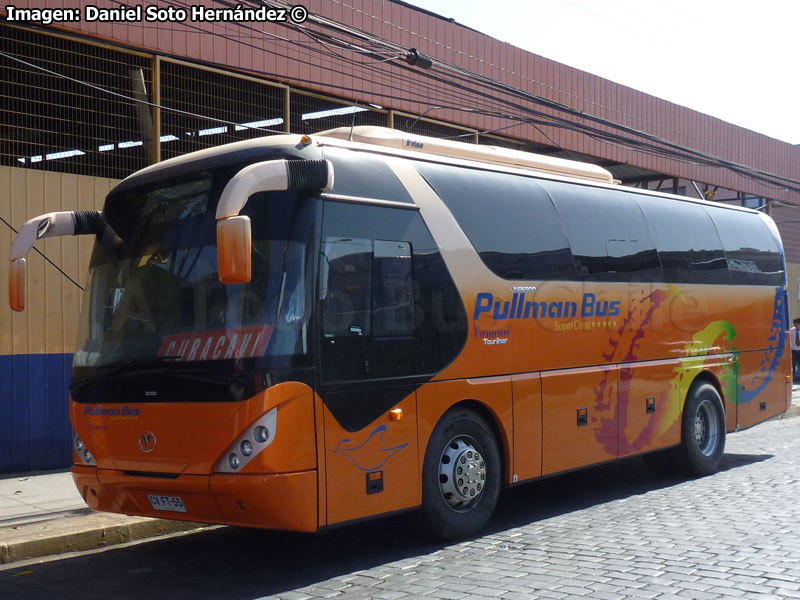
422, 408, 501, 539
678, 381, 726, 476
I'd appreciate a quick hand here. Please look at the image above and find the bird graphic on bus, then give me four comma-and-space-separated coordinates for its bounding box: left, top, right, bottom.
333, 424, 409, 471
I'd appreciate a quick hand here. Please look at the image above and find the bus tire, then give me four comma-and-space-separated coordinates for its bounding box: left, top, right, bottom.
678, 382, 726, 476
422, 407, 501, 539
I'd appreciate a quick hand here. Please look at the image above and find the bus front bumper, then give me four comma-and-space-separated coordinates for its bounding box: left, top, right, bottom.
72, 465, 318, 532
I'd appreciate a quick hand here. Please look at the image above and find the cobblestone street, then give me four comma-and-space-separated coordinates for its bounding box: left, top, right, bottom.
280, 415, 800, 600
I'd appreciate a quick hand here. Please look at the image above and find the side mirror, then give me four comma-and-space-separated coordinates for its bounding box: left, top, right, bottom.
217, 216, 252, 285
8, 210, 104, 311
8, 258, 26, 312
214, 158, 333, 286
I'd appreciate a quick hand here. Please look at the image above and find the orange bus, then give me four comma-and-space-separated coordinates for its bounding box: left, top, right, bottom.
8, 126, 791, 539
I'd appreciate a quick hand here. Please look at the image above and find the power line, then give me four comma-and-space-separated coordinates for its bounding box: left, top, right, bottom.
13, 0, 789, 196
0, 50, 287, 137
7, 8, 800, 298
52, 2, 739, 183
248, 0, 800, 194
6, 15, 797, 196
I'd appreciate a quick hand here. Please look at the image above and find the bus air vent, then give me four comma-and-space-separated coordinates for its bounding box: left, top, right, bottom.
287, 159, 332, 191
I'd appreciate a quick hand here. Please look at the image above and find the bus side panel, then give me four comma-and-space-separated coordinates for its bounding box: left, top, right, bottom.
737, 349, 787, 429
618, 360, 681, 458
417, 377, 513, 484
541, 365, 616, 476
314, 391, 327, 529
675, 356, 736, 431
211, 471, 318, 531
511, 373, 542, 482
323, 392, 418, 526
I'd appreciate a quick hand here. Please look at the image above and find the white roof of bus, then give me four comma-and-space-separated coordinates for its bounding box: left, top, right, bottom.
124, 126, 614, 185
117, 126, 772, 228
316, 126, 615, 183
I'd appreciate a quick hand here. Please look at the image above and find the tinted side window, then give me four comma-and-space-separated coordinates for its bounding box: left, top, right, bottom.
542, 181, 663, 282
321, 237, 373, 337
416, 163, 577, 280
319, 201, 467, 383
373, 240, 415, 337
637, 196, 730, 284
706, 208, 784, 286
324, 147, 413, 203
320, 238, 415, 338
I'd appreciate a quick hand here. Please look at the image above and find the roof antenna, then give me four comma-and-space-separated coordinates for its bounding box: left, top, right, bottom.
406, 106, 443, 134
348, 103, 358, 141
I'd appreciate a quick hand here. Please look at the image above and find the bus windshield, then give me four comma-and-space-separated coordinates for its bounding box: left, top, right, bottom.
72, 164, 316, 397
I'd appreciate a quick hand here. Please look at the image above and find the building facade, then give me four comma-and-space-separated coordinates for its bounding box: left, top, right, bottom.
2, 1, 799, 471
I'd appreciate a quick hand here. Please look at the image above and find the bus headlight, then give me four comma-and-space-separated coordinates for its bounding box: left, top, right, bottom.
253, 426, 269, 443
215, 407, 277, 473
240, 440, 253, 456
74, 431, 96, 466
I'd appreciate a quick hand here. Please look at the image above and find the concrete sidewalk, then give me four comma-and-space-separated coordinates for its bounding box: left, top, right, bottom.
2, 389, 800, 566
0, 470, 210, 565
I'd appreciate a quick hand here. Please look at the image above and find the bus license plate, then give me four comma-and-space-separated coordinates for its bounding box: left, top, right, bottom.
148, 494, 186, 513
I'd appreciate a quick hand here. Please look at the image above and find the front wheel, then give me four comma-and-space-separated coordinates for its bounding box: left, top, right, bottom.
678, 382, 726, 476
422, 408, 501, 539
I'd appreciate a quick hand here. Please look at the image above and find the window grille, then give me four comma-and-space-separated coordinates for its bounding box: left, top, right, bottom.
159, 60, 286, 160
0, 24, 151, 179
289, 92, 386, 135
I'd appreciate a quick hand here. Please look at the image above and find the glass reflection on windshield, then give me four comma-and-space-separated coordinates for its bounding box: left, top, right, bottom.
73, 168, 314, 374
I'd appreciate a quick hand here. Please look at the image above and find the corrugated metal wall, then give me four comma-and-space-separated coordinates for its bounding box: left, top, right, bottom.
0, 166, 117, 472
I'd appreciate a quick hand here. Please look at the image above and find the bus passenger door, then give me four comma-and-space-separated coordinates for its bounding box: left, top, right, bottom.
541, 365, 617, 475
316, 208, 422, 526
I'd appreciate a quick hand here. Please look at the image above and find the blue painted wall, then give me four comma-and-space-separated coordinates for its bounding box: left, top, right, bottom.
0, 353, 73, 473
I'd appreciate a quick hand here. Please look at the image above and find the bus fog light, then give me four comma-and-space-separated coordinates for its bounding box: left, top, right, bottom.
240, 440, 253, 456
254, 426, 269, 443
228, 453, 240, 470
83, 449, 93, 463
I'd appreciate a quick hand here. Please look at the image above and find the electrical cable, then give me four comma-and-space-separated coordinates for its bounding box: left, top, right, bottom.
0, 50, 286, 136
245, 0, 800, 194
10, 6, 800, 297
7, 17, 795, 196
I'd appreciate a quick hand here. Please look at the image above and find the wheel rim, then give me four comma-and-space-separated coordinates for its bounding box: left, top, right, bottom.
438, 436, 486, 512
694, 398, 720, 456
